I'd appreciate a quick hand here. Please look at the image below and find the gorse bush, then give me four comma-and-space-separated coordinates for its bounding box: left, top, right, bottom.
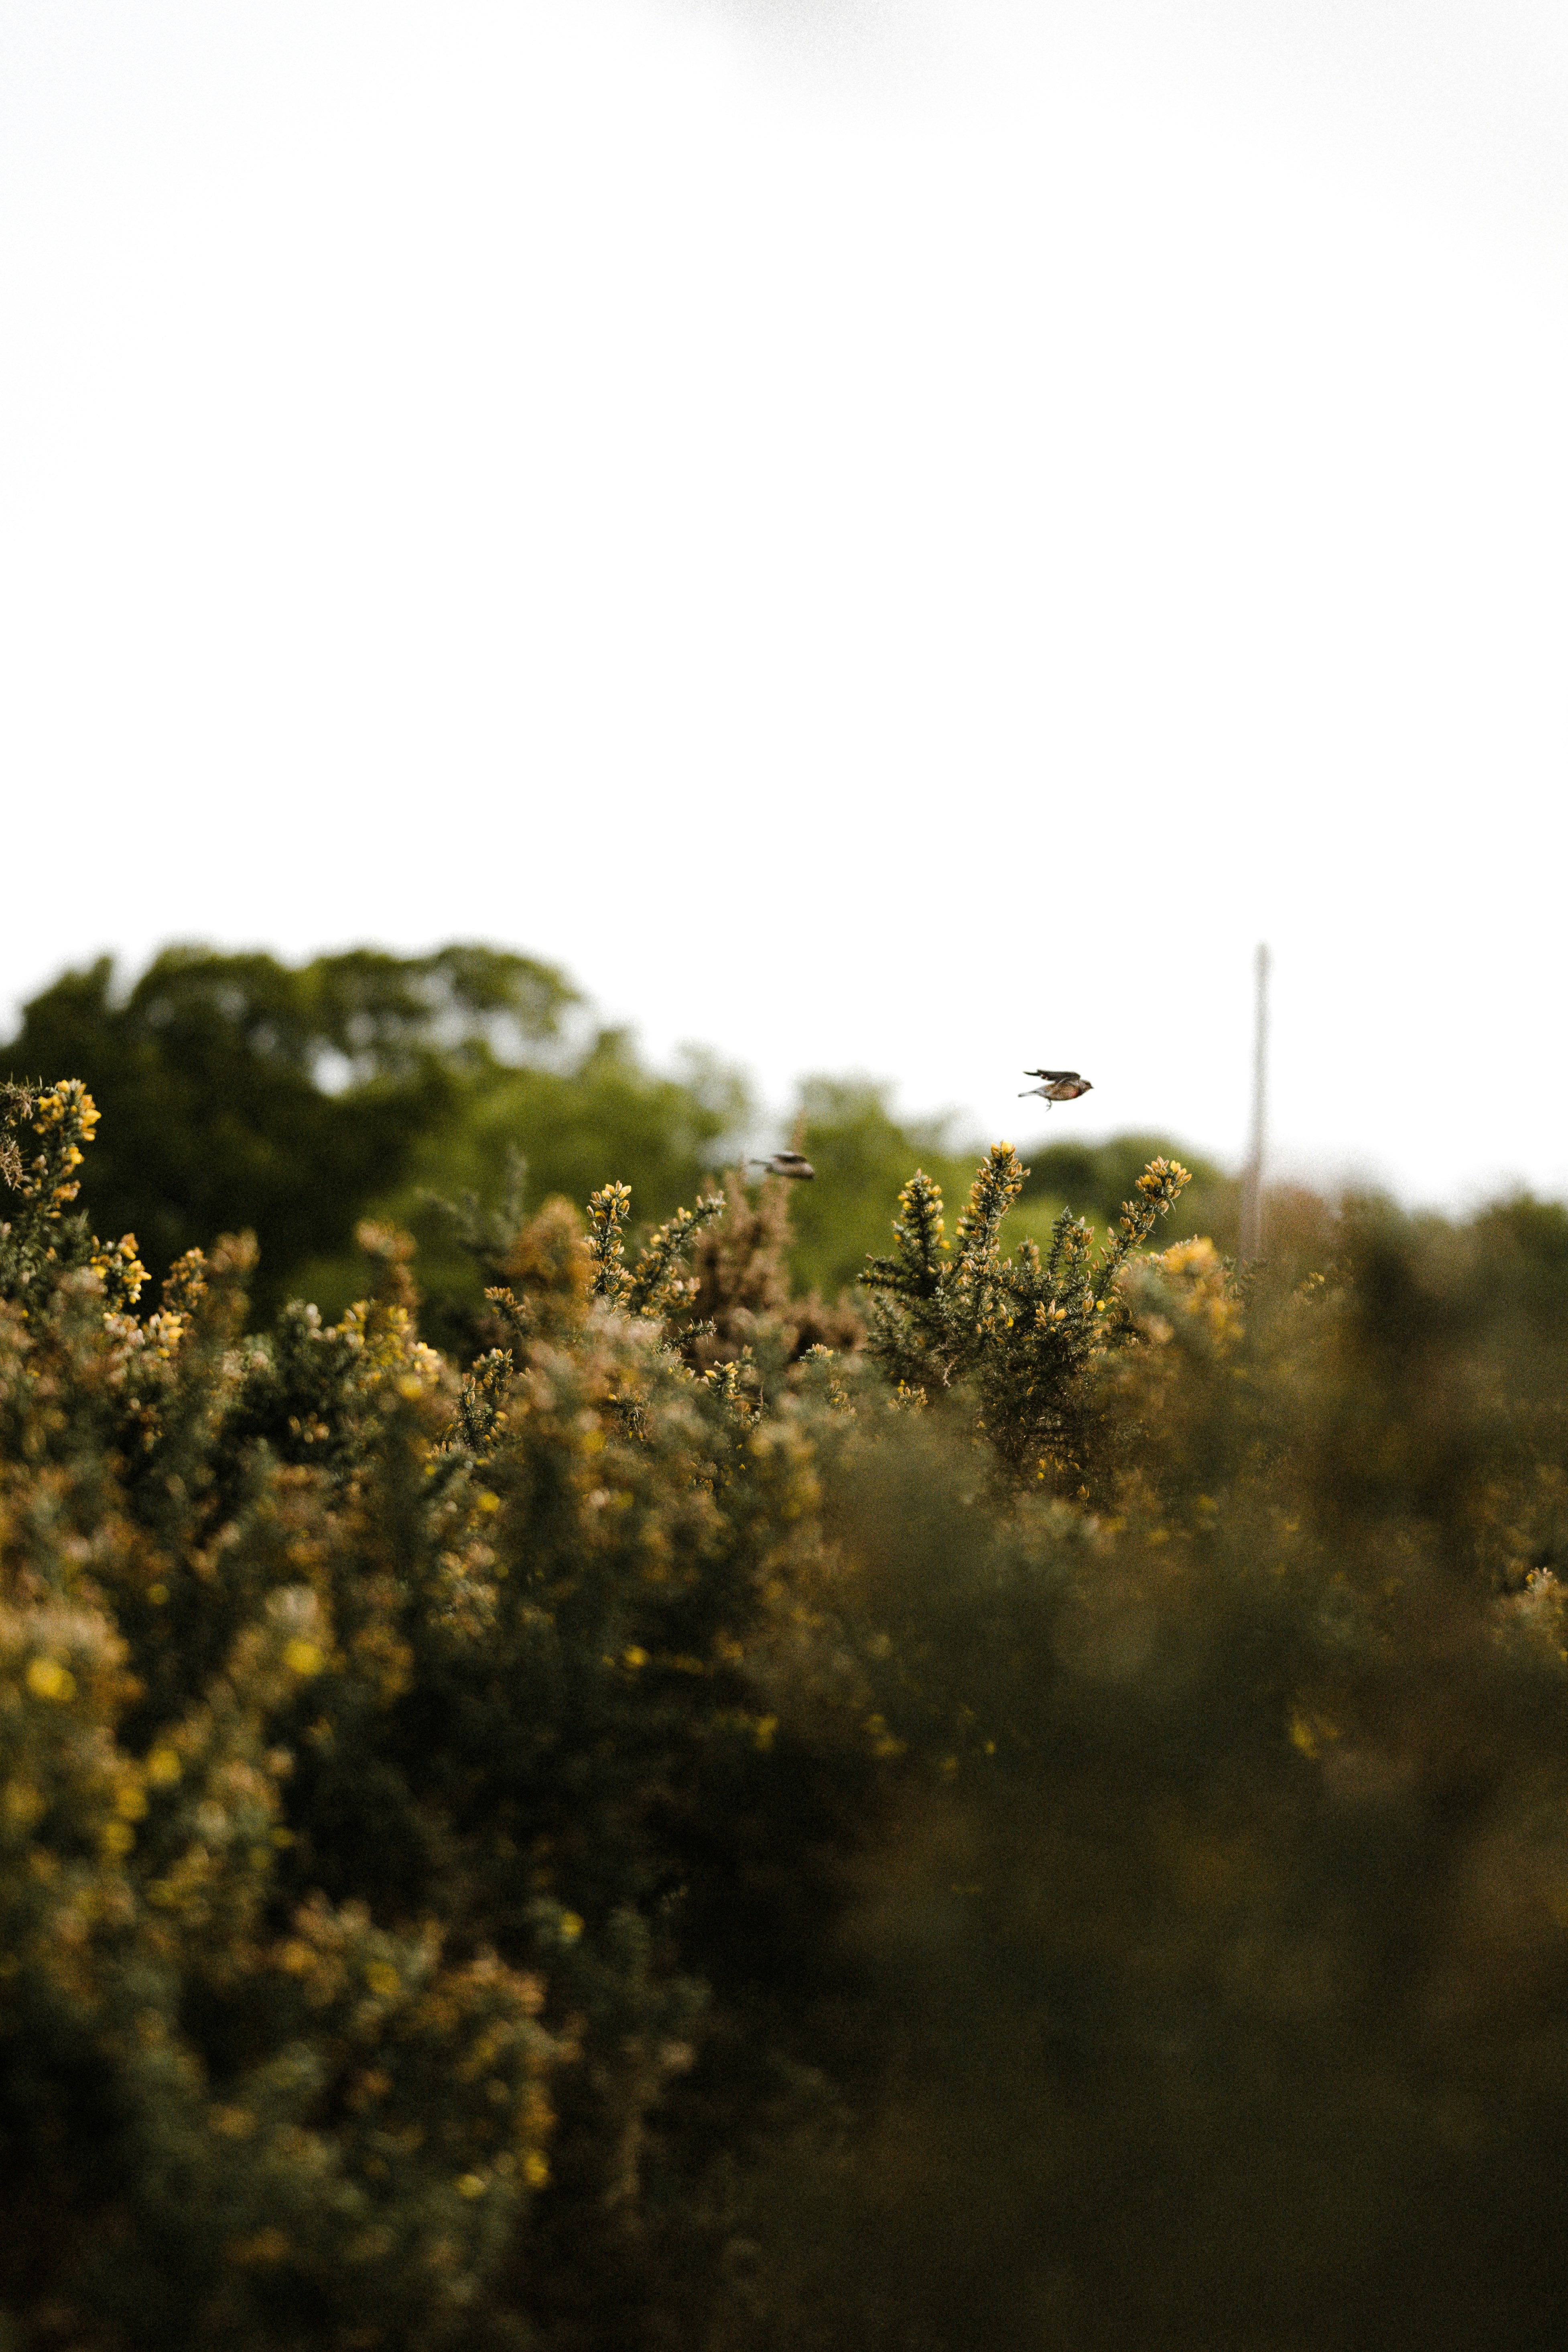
858, 1142, 1192, 1481
4, 1077, 1568, 2351
0, 1079, 861, 2350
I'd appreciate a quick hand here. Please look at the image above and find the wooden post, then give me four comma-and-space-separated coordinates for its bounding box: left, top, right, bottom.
1239, 943, 1270, 1263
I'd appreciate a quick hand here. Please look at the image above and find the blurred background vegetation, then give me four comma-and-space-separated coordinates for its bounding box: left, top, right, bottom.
2, 941, 1249, 1335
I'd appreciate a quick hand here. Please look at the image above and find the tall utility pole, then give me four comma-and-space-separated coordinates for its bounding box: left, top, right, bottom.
1239, 943, 1270, 1263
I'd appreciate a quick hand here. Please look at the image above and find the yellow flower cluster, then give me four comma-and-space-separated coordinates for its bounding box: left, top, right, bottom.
9, 1080, 100, 1208
89, 1233, 148, 1311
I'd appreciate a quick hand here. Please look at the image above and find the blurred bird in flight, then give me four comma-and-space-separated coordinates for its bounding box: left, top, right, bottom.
1020, 1069, 1094, 1108
749, 1152, 815, 1180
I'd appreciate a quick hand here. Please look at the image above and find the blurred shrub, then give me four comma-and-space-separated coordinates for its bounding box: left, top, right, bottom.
727, 1192, 1568, 2352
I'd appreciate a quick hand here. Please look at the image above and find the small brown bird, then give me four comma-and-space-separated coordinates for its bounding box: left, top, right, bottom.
749, 1152, 815, 1180
1019, 1069, 1094, 1108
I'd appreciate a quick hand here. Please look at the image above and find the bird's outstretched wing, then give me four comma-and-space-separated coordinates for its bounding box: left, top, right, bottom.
1023, 1068, 1080, 1082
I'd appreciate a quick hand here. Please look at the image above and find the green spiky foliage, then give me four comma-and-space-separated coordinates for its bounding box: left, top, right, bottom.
583, 1180, 727, 1321
859, 1142, 1192, 1483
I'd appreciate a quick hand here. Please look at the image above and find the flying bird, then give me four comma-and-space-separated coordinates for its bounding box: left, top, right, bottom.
1020, 1069, 1094, 1108
749, 1152, 815, 1180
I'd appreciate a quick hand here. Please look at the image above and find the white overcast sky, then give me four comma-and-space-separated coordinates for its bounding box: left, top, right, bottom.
2, 0, 1565, 1201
